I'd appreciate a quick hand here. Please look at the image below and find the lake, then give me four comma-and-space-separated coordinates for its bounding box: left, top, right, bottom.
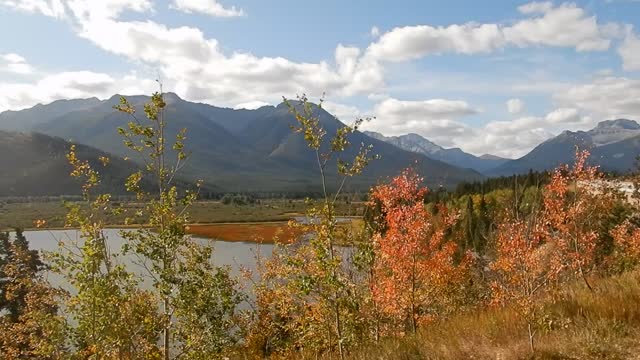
21, 229, 275, 290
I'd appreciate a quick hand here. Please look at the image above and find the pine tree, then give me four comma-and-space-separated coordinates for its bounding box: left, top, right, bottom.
464, 196, 476, 251
475, 195, 490, 253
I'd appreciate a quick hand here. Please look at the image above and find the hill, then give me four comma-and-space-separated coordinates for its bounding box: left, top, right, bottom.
0, 131, 146, 196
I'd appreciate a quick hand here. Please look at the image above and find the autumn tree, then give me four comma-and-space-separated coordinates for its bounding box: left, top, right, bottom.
490, 211, 563, 353
246, 95, 376, 358
115, 90, 243, 359
609, 219, 640, 272
370, 169, 471, 335
542, 149, 613, 289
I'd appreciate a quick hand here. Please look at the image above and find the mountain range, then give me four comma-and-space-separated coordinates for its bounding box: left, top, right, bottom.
2, 93, 640, 196
0, 94, 483, 195
364, 131, 510, 173
488, 119, 640, 176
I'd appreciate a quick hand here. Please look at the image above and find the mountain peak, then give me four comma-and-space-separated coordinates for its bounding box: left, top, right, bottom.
164, 92, 183, 102
595, 119, 640, 130
479, 154, 507, 160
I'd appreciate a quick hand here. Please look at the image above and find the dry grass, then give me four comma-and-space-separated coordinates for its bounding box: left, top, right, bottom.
186, 222, 301, 243
299, 271, 640, 360
187, 218, 364, 242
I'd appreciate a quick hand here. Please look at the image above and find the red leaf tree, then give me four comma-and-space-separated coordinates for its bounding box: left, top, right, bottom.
370, 169, 471, 335
542, 149, 610, 289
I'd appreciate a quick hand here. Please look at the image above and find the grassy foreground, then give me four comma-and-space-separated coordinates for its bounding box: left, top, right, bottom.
288, 270, 640, 360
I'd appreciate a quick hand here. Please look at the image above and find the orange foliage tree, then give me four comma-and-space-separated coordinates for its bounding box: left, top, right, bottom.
370, 169, 471, 335
490, 214, 564, 353
491, 150, 614, 353
542, 149, 612, 289
609, 220, 640, 271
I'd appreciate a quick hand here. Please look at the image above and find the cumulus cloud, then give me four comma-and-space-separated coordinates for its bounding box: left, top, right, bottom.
366, 2, 615, 62
1, 53, 33, 74
0, 0, 65, 17
518, 1, 554, 14
0, 71, 112, 111
367, 23, 505, 62
0, 70, 157, 112
504, 2, 611, 51
555, 76, 640, 120
361, 95, 595, 158
5, 0, 383, 107
619, 31, 640, 71
323, 101, 362, 123
170, 0, 244, 17
506, 98, 525, 114
361, 97, 477, 147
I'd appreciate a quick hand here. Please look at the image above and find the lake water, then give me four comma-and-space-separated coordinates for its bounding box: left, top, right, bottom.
21, 229, 275, 290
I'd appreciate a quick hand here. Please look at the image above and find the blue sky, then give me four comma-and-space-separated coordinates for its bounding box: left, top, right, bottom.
1, 0, 640, 158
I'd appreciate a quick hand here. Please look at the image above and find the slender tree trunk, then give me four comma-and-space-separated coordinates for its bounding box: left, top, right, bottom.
410, 256, 417, 334
528, 322, 535, 353
579, 264, 593, 291
163, 296, 170, 360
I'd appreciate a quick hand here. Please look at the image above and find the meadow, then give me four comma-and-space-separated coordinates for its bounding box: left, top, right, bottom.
0, 199, 366, 231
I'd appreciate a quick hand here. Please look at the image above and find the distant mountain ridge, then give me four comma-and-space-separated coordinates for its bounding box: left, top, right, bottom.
0, 94, 484, 195
364, 131, 509, 173
489, 119, 640, 176
0, 131, 147, 196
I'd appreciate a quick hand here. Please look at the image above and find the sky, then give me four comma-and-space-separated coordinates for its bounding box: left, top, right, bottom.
1, 0, 640, 158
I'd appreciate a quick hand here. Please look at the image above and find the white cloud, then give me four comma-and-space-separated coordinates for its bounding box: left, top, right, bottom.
504, 2, 611, 51
506, 98, 525, 114
0, 0, 65, 17
366, 2, 614, 62
323, 101, 362, 123
555, 76, 640, 120
0, 0, 154, 19
5, 0, 383, 107
234, 100, 270, 110
370, 26, 380, 37
361, 97, 477, 147
1, 53, 33, 74
361, 95, 595, 158
518, 1, 554, 14
170, 0, 244, 17
0, 71, 113, 111
619, 31, 640, 71
544, 107, 582, 124
367, 23, 505, 62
